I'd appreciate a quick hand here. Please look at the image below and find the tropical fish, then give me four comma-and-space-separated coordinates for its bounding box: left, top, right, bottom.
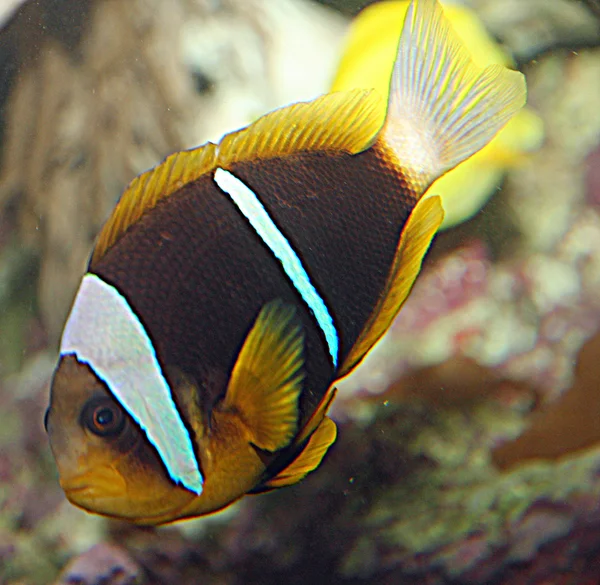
45, 0, 526, 525
332, 0, 543, 229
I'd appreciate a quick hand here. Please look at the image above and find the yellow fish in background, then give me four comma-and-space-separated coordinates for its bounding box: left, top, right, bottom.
332, 0, 543, 229
45, 0, 525, 525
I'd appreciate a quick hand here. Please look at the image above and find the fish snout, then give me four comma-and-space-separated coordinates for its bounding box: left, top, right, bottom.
61, 466, 128, 509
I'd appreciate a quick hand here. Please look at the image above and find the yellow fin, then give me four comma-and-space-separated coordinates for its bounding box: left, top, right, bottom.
222, 301, 304, 452
91, 90, 382, 265
339, 195, 444, 378
92, 143, 218, 264
296, 384, 337, 447
217, 89, 382, 166
382, 0, 527, 193
263, 416, 337, 490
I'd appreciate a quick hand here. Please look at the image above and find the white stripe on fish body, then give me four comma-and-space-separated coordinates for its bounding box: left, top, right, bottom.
60, 273, 204, 495
214, 167, 339, 368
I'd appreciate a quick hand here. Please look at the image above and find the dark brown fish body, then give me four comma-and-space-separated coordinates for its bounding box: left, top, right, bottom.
44, 0, 526, 525
91, 142, 415, 432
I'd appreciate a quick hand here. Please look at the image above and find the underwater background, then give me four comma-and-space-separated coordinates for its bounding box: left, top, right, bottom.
1, 0, 600, 583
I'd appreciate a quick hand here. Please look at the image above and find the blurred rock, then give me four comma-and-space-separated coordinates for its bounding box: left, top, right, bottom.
471, 0, 600, 64
493, 327, 600, 467
0, 0, 26, 27
53, 543, 142, 585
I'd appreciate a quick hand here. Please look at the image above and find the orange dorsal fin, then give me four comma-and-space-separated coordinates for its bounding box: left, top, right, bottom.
262, 416, 337, 490
216, 89, 381, 166
91, 90, 383, 264
91, 143, 218, 264
220, 300, 304, 453
338, 195, 444, 378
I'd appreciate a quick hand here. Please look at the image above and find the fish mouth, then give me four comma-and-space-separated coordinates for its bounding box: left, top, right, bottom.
61, 472, 197, 524
62, 481, 130, 518
63, 482, 112, 503
63, 485, 196, 525
62, 482, 97, 510
63, 484, 90, 495
61, 469, 127, 500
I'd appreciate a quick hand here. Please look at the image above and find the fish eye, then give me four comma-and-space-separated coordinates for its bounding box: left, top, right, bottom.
81, 399, 126, 437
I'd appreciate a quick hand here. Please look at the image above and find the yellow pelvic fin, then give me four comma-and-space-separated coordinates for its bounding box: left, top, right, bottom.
91, 90, 382, 265
382, 0, 527, 193
221, 301, 304, 453
296, 384, 337, 447
339, 195, 444, 378
262, 416, 337, 490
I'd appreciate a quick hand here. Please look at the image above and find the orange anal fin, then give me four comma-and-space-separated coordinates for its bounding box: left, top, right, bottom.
296, 384, 337, 447
249, 385, 337, 494
339, 195, 444, 378
261, 416, 337, 490
221, 300, 304, 453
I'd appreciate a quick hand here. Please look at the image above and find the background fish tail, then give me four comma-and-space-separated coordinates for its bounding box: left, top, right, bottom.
382, 0, 527, 194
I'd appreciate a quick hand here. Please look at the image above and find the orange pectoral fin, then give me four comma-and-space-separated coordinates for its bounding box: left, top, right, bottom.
261, 416, 338, 490
221, 300, 305, 453
338, 194, 444, 378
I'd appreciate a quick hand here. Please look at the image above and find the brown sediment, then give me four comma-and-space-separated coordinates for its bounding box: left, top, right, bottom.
493, 328, 600, 469
378, 357, 536, 407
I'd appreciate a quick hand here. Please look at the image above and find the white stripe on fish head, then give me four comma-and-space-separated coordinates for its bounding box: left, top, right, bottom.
60, 273, 204, 495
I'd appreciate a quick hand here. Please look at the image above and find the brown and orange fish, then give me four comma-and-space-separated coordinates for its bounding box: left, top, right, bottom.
45, 0, 526, 525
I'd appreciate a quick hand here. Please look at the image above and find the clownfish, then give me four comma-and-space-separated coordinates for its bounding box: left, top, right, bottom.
45, 0, 526, 525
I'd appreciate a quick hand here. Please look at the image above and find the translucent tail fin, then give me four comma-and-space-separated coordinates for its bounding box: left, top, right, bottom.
383, 0, 527, 193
